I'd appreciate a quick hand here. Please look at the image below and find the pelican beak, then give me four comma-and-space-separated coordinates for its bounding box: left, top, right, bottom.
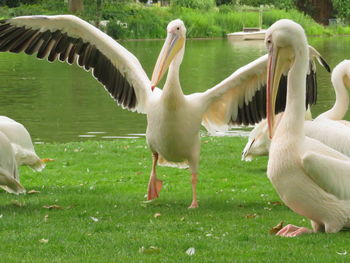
241, 138, 255, 161
267, 45, 284, 139
151, 32, 184, 90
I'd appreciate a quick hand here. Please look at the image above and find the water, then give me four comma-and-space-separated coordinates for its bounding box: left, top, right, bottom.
0, 36, 349, 143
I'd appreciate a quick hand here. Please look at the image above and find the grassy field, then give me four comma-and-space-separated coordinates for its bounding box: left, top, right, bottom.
1, 136, 350, 262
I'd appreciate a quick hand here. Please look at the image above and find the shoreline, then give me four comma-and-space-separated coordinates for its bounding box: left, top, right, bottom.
120, 34, 350, 42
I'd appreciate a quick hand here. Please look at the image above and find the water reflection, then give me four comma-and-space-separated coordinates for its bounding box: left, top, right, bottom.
0, 37, 349, 142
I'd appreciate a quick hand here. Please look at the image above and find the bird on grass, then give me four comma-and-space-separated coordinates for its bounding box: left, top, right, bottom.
266, 19, 350, 236
0, 15, 321, 207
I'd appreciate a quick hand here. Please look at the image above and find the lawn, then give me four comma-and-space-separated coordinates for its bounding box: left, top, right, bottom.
0, 136, 349, 262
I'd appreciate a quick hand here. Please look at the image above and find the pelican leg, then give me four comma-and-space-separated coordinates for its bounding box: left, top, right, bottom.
311, 220, 325, 232
147, 153, 163, 200
276, 224, 312, 237
188, 173, 198, 209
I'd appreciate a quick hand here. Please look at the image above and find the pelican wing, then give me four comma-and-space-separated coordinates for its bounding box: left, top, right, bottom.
302, 150, 350, 200
201, 46, 329, 132
0, 15, 155, 113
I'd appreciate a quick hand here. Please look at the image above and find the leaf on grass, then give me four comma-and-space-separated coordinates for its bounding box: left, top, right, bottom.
186, 247, 196, 256
269, 201, 284, 206
336, 251, 348, 256
139, 246, 161, 254
39, 238, 49, 244
90, 216, 99, 222
245, 213, 257, 219
44, 214, 49, 222
269, 221, 284, 235
42, 158, 55, 162
74, 148, 83, 152
43, 205, 64, 210
154, 213, 161, 218
11, 200, 25, 207
27, 190, 41, 195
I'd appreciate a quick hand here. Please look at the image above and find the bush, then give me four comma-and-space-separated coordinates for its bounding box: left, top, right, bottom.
171, 0, 216, 10
332, 0, 350, 24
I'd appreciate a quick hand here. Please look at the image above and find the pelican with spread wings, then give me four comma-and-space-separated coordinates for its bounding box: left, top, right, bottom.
0, 16, 324, 207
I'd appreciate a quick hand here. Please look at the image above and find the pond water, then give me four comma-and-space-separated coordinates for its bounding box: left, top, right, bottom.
0, 36, 349, 143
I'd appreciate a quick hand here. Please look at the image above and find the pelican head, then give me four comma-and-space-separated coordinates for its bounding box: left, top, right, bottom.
265, 19, 307, 138
241, 119, 270, 161
151, 19, 186, 90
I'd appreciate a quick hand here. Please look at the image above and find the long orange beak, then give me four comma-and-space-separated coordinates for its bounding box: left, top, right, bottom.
150, 32, 184, 90
267, 45, 283, 139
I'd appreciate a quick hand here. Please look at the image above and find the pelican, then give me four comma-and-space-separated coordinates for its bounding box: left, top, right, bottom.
0, 116, 46, 171
242, 60, 350, 161
315, 60, 350, 125
0, 15, 323, 208
266, 19, 350, 236
0, 131, 25, 194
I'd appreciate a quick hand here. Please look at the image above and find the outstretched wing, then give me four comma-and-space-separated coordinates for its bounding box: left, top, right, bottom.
0, 15, 156, 113
201, 46, 329, 133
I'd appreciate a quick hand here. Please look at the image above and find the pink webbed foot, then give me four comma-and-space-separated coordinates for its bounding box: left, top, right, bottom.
147, 178, 163, 200
276, 224, 312, 237
188, 200, 198, 209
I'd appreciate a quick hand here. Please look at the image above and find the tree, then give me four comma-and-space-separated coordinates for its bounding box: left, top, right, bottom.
296, 0, 333, 25
69, 0, 84, 13
332, 0, 350, 23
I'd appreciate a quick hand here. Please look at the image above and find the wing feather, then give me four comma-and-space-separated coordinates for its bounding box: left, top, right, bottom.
201, 46, 329, 133
303, 150, 350, 200
0, 15, 155, 113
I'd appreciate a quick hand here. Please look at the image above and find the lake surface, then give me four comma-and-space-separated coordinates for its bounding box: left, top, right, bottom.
0, 36, 349, 143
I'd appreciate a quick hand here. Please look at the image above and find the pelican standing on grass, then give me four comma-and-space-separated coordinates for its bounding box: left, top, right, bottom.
0, 15, 321, 208
266, 19, 350, 236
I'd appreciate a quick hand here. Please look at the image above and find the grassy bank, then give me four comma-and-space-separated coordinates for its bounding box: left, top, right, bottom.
1, 2, 350, 39
1, 137, 349, 262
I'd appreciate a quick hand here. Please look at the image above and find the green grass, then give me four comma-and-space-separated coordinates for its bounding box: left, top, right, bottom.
1, 137, 350, 262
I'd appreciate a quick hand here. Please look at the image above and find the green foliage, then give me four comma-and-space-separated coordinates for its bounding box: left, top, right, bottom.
263, 8, 327, 35
0, 1, 348, 38
238, 0, 295, 10
216, 0, 235, 5
0, 0, 38, 8
171, 0, 216, 10
104, 3, 170, 39
332, 0, 350, 24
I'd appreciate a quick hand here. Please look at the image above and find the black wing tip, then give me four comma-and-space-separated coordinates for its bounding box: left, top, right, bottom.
320, 56, 331, 73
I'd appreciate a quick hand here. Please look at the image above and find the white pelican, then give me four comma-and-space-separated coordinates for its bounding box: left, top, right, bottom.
266, 19, 350, 236
242, 60, 350, 161
315, 60, 350, 124
0, 15, 322, 208
0, 131, 25, 194
0, 116, 46, 171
